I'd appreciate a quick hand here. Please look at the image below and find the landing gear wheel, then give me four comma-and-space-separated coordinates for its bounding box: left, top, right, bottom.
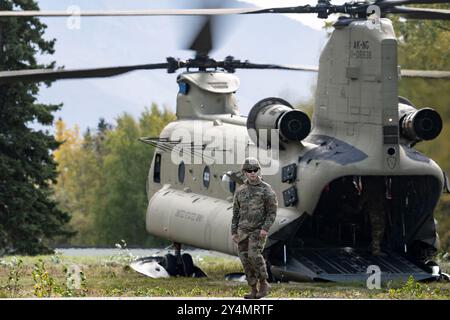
162, 253, 178, 276
266, 260, 275, 283
440, 273, 450, 282
182, 253, 195, 277
266, 260, 287, 283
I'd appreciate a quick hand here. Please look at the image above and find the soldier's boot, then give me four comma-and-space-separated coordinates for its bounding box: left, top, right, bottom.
372, 242, 387, 257
243, 285, 259, 299
256, 279, 271, 298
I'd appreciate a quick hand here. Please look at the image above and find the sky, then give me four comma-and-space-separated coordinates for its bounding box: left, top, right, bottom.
31, 0, 335, 132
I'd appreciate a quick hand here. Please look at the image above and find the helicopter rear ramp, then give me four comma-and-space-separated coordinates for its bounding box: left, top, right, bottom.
271, 248, 434, 283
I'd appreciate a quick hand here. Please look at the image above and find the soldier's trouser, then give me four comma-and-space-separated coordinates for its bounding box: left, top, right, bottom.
237, 230, 268, 287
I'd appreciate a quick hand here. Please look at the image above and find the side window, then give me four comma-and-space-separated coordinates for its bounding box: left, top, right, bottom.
229, 180, 236, 194
178, 81, 190, 95
203, 166, 210, 189
178, 161, 185, 183
153, 154, 161, 183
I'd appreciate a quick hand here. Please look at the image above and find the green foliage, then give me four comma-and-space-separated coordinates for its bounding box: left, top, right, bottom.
53, 104, 175, 247
59, 264, 87, 297
19, 256, 88, 297
435, 194, 450, 250
392, 7, 450, 174
101, 240, 137, 278
1, 254, 449, 299
7, 257, 23, 294
393, 5, 449, 71
0, 256, 23, 297
295, 88, 315, 119
92, 113, 151, 245
53, 119, 100, 245
32, 259, 56, 297
392, 8, 450, 250
107, 240, 136, 266
0, 0, 73, 255
92, 106, 175, 246
388, 275, 444, 299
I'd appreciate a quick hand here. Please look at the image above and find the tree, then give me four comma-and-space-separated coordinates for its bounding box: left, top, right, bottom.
393, 6, 450, 174
0, 0, 72, 255
51, 106, 174, 247
140, 103, 177, 137
93, 106, 175, 246
392, 6, 450, 250
52, 118, 113, 246
53, 119, 100, 246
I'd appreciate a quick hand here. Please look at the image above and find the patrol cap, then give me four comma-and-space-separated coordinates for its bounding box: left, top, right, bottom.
242, 157, 261, 171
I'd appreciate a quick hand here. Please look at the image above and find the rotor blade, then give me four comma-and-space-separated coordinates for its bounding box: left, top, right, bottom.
189, 18, 213, 57
387, 6, 450, 19
227, 61, 449, 79
245, 5, 321, 14
0, 63, 169, 84
401, 69, 450, 79
0, 8, 259, 17
235, 64, 450, 78
5, 2, 446, 20
233, 63, 450, 78
376, 0, 450, 8
217, 57, 320, 72
233, 63, 319, 72
236, 4, 362, 19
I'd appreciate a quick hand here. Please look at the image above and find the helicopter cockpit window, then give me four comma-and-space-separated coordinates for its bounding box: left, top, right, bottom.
203, 166, 210, 189
178, 161, 185, 183
153, 154, 161, 183
178, 81, 190, 95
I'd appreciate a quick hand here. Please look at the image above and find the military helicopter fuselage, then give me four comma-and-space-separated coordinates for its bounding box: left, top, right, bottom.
0, 0, 448, 283
144, 18, 446, 282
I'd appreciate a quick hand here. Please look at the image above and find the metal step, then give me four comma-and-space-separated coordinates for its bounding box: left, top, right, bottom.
271, 247, 434, 282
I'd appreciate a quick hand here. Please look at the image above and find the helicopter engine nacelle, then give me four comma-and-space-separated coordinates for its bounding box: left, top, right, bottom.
246, 97, 311, 147
399, 103, 442, 143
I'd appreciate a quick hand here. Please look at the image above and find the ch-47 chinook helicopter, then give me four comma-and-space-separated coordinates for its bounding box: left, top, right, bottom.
1, 0, 450, 283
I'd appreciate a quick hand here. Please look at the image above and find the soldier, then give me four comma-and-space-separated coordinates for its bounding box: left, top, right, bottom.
231, 157, 278, 299
358, 176, 387, 256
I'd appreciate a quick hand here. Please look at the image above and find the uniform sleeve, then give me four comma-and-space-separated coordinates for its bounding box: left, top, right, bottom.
262, 187, 278, 232
231, 191, 240, 235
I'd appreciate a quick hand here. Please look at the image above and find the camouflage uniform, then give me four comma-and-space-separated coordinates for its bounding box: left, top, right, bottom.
231, 159, 278, 287
359, 176, 386, 255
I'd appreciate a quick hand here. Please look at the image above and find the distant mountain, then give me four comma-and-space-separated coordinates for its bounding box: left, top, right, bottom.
35, 0, 327, 132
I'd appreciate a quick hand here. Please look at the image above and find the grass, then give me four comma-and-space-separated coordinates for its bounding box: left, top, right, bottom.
0, 251, 449, 299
